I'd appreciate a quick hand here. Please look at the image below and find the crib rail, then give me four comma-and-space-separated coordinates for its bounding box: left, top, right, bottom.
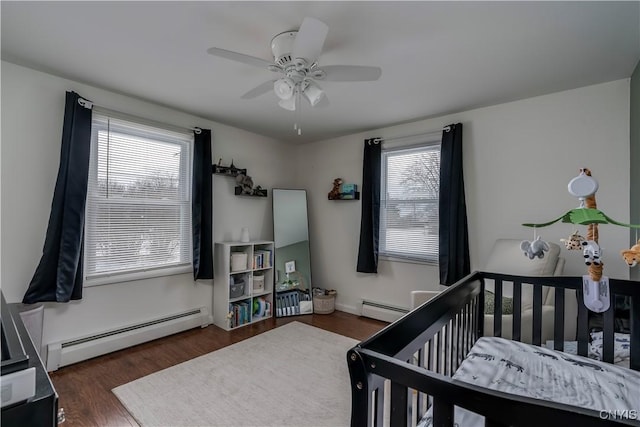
347, 271, 640, 427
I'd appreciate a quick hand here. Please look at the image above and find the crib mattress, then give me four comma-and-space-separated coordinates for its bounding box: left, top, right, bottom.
419, 337, 640, 426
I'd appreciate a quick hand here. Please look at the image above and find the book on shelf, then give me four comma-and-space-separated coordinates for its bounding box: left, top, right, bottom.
229, 300, 252, 328
253, 249, 273, 269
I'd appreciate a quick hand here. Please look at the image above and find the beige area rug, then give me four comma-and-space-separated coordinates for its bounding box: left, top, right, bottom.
113, 322, 358, 427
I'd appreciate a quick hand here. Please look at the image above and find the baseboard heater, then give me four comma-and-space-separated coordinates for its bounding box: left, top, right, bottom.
361, 300, 408, 323
46, 307, 209, 371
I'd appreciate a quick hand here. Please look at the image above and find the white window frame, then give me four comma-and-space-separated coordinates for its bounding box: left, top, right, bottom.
379, 134, 441, 264
84, 113, 193, 286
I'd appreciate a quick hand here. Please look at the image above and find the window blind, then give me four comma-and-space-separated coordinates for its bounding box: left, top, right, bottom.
380, 143, 440, 262
84, 113, 193, 283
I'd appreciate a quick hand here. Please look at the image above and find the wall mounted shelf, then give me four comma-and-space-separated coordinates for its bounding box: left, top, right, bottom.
212, 164, 247, 177
329, 192, 360, 201
235, 186, 268, 197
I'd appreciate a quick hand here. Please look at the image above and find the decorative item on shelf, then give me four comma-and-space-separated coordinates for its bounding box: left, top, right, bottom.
212, 158, 247, 177
522, 168, 640, 314
339, 183, 358, 199
328, 178, 343, 200
253, 186, 268, 197
236, 173, 254, 194
234, 185, 268, 197
240, 227, 250, 243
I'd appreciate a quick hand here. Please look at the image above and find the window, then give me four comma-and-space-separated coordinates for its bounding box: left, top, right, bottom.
380, 139, 441, 262
84, 113, 193, 285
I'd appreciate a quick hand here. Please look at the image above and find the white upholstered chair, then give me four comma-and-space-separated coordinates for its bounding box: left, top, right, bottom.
411, 239, 578, 344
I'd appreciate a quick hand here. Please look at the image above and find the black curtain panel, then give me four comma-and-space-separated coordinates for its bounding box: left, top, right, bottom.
357, 138, 382, 273
192, 128, 213, 280
23, 91, 92, 304
438, 123, 470, 285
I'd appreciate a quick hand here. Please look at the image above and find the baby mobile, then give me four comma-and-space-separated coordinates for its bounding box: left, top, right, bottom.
521, 168, 640, 313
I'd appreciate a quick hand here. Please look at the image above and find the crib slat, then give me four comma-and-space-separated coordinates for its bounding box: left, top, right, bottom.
390, 381, 408, 427
532, 284, 543, 346
466, 302, 472, 354
478, 281, 485, 338
432, 398, 454, 427
456, 313, 462, 369
375, 382, 385, 427
576, 287, 589, 357
436, 331, 442, 374
472, 295, 479, 343
603, 295, 615, 363
461, 305, 468, 356
493, 279, 503, 337
631, 295, 639, 371
553, 287, 565, 351
443, 323, 450, 376
512, 280, 522, 342
417, 347, 426, 420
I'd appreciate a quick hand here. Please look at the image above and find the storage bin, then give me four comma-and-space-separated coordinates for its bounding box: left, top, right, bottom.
253, 274, 265, 292
313, 294, 336, 314
230, 280, 245, 298
231, 252, 248, 272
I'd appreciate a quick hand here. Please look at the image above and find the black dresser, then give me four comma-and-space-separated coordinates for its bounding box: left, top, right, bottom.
1, 293, 58, 427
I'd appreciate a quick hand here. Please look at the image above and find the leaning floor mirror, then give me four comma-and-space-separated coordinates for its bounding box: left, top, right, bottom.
272, 189, 313, 317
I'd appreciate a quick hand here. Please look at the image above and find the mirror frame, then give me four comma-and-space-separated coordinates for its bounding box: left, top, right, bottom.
272, 188, 313, 317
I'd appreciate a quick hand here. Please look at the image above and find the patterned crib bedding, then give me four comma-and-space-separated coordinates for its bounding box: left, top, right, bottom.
418, 337, 640, 427
545, 332, 632, 368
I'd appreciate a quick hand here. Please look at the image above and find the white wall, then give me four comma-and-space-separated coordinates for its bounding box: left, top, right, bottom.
1, 61, 291, 348
295, 79, 631, 313
630, 61, 639, 281
1, 61, 632, 349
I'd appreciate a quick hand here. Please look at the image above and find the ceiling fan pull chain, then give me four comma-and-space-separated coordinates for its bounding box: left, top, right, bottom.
296, 89, 302, 135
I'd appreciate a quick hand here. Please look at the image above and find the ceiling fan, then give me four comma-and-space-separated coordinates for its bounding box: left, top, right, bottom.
206, 17, 382, 114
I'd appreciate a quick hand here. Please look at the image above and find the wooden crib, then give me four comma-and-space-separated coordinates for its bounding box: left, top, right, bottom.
347, 271, 640, 426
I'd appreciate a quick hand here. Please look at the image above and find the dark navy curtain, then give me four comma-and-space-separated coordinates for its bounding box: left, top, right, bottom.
356, 138, 382, 273
23, 91, 92, 303
438, 123, 470, 285
192, 129, 213, 280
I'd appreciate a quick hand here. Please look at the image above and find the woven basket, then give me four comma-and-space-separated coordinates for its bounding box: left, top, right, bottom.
313, 294, 336, 314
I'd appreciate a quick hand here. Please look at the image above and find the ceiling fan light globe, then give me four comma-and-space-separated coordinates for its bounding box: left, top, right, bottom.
303, 81, 325, 106
274, 78, 295, 100
278, 96, 296, 111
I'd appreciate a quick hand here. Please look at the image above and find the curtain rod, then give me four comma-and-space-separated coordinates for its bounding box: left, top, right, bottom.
77, 97, 202, 134
370, 126, 450, 145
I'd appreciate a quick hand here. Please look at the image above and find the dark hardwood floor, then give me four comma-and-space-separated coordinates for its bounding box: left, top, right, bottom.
49, 311, 387, 426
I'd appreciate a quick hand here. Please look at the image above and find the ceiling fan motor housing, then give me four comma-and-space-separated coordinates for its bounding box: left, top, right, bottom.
271, 31, 297, 67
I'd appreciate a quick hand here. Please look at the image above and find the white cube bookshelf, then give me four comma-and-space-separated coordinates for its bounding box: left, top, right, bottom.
213, 241, 274, 330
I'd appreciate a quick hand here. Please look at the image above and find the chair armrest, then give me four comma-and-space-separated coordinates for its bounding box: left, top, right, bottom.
554, 257, 565, 276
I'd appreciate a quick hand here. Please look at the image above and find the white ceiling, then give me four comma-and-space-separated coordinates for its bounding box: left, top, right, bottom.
2, 2, 639, 143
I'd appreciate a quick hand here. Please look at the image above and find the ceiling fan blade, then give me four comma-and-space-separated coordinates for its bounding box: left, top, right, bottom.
207, 47, 275, 69
292, 17, 328, 64
241, 80, 276, 99
318, 65, 382, 82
